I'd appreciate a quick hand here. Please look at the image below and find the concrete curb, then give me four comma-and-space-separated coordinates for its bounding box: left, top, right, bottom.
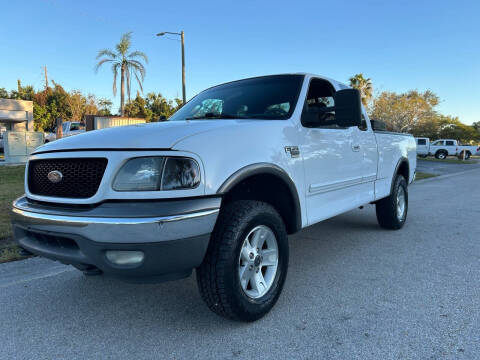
414, 167, 480, 185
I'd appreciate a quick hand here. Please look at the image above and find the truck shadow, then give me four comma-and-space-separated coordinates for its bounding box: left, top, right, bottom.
14, 207, 390, 336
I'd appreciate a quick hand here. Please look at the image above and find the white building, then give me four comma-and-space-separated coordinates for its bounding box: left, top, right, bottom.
0, 98, 34, 132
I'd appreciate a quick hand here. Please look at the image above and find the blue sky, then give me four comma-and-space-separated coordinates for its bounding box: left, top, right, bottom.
1, 0, 478, 124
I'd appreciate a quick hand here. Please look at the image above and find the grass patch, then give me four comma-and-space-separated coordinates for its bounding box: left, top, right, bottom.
0, 165, 26, 263
0, 240, 30, 263
415, 172, 438, 181
417, 157, 477, 164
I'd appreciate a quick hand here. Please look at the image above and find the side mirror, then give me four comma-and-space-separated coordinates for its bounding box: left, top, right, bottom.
333, 89, 362, 128
370, 119, 386, 131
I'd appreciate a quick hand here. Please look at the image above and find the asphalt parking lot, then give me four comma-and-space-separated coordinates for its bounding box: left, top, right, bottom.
416, 158, 480, 175
1, 169, 480, 360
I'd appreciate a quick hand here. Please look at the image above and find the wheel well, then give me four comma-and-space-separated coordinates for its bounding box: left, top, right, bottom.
221, 173, 300, 234
396, 160, 409, 182
435, 149, 447, 154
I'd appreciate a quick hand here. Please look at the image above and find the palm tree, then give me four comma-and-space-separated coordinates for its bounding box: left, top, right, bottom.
95, 32, 148, 116
348, 73, 373, 107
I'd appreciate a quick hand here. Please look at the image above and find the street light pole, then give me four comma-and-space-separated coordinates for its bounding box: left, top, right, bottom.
180, 31, 186, 105
156, 30, 187, 105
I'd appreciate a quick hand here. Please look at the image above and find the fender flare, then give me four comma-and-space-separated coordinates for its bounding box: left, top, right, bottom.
391, 157, 410, 193
217, 163, 302, 233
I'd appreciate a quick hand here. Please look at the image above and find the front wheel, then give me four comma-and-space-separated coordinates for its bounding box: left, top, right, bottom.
376, 175, 408, 230
197, 200, 289, 321
435, 150, 447, 160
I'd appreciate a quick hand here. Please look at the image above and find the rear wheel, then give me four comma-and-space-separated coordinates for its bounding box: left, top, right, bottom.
197, 200, 289, 321
376, 175, 408, 230
458, 151, 471, 160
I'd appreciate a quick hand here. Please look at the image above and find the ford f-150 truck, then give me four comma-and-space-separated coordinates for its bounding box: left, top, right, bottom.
11, 74, 416, 321
416, 138, 479, 159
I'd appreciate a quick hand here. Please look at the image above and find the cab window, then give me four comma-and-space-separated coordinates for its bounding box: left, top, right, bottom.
70, 123, 84, 131
445, 140, 454, 146
417, 139, 427, 145
302, 78, 336, 127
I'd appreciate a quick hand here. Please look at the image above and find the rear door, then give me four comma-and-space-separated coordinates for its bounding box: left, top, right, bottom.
299, 78, 368, 225
445, 140, 457, 155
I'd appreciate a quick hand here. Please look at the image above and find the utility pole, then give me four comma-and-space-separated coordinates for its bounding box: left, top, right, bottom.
156, 30, 187, 105
44, 66, 48, 91
180, 31, 186, 105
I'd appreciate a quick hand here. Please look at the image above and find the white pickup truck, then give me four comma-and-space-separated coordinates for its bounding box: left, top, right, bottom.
44, 121, 85, 143
12, 74, 416, 321
416, 137, 480, 159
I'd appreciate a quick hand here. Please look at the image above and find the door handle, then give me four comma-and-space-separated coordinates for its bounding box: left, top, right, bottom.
352, 144, 361, 152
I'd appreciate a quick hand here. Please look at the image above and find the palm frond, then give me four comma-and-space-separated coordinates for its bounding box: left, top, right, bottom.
128, 61, 146, 81
96, 49, 117, 60
133, 70, 143, 94
94, 58, 115, 73
116, 32, 132, 56
128, 51, 149, 64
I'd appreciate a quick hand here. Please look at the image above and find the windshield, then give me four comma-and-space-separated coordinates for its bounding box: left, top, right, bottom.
169, 75, 304, 121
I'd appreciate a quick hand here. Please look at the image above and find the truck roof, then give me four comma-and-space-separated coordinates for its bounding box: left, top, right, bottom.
202, 73, 349, 93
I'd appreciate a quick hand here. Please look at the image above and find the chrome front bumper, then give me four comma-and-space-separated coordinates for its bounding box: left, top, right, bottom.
11, 196, 221, 282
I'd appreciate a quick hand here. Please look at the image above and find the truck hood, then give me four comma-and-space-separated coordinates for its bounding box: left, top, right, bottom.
34, 120, 245, 153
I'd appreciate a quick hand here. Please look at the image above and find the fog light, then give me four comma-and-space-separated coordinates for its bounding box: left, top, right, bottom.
105, 250, 144, 266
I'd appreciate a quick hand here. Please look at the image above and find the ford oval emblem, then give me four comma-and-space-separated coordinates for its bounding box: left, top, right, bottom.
47, 170, 63, 183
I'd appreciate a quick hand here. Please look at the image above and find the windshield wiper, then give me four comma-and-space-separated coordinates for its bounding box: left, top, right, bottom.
185, 112, 243, 120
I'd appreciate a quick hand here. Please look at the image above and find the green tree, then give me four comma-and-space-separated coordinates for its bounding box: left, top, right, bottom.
436, 116, 480, 143
95, 32, 148, 116
97, 98, 113, 115
349, 74, 373, 107
9, 80, 35, 100
124, 93, 153, 121
67, 90, 87, 122
0, 87, 9, 98
370, 90, 439, 132
145, 93, 182, 119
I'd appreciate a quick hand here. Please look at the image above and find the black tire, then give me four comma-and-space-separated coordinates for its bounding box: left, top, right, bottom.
435, 150, 447, 159
458, 151, 471, 160
196, 200, 289, 321
376, 175, 408, 230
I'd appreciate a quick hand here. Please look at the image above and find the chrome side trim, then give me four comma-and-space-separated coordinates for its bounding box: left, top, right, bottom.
11, 207, 219, 226
309, 175, 376, 194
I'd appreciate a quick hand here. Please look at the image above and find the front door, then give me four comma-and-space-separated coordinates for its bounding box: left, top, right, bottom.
299, 78, 366, 225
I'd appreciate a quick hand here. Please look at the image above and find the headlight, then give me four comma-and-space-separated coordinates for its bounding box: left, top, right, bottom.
113, 156, 200, 191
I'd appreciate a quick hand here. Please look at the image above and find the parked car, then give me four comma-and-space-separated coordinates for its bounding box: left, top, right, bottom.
415, 137, 429, 157
456, 142, 480, 159
11, 74, 416, 321
0, 126, 6, 151
415, 137, 480, 159
44, 121, 85, 142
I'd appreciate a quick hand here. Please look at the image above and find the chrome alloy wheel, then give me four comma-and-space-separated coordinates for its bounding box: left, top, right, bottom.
238, 225, 279, 299
396, 186, 406, 221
